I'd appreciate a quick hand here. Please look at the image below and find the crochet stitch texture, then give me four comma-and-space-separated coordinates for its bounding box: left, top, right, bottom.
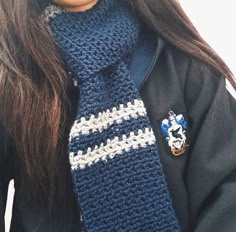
45, 0, 181, 231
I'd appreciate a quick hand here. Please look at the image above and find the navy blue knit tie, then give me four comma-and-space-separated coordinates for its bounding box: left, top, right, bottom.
44, 0, 180, 231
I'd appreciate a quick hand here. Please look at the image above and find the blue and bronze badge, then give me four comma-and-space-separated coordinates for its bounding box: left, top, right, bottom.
160, 110, 189, 156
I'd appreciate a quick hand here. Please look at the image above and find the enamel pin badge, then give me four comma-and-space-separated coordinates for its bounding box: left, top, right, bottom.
160, 110, 189, 156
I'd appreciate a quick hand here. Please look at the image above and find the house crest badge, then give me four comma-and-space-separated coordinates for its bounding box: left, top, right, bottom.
160, 110, 189, 156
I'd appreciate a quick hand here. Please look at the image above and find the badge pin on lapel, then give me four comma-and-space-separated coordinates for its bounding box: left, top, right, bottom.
160, 110, 189, 156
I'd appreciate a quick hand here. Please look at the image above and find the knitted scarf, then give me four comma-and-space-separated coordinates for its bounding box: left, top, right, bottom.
44, 0, 180, 231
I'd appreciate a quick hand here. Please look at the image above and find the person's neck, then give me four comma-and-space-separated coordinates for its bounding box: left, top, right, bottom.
65, 0, 98, 12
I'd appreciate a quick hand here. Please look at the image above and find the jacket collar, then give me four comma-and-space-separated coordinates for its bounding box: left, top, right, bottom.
128, 26, 166, 90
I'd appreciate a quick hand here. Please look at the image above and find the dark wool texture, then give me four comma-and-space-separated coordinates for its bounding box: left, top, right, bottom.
45, 0, 181, 231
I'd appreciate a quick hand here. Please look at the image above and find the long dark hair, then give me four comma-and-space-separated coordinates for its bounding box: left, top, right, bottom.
0, 0, 235, 211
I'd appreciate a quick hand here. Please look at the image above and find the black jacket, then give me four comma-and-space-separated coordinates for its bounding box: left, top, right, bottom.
1, 31, 236, 231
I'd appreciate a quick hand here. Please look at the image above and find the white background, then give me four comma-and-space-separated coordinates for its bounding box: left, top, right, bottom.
4, 1, 236, 231
179, 0, 236, 76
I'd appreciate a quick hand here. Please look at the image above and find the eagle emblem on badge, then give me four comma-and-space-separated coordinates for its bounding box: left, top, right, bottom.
160, 110, 189, 156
